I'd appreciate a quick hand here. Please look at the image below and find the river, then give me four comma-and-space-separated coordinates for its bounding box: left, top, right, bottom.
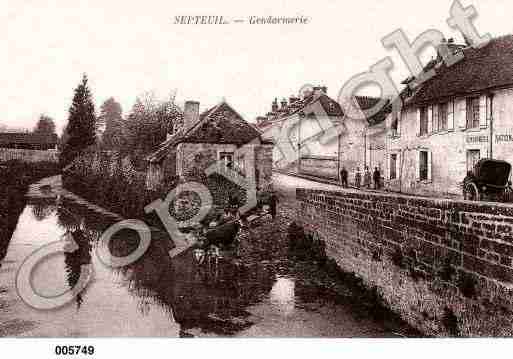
0, 179, 417, 337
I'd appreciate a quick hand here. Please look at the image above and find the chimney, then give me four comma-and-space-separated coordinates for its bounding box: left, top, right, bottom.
183, 100, 200, 131
280, 98, 288, 109
302, 88, 313, 99
313, 86, 327, 95
256, 116, 267, 125
271, 98, 279, 112
436, 37, 465, 63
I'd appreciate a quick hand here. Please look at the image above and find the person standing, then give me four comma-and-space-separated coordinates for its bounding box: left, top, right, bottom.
364, 166, 371, 189
340, 166, 348, 188
354, 167, 361, 189
373, 167, 381, 190
269, 190, 279, 220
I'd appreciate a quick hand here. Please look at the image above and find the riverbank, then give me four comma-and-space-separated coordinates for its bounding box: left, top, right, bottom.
1, 184, 419, 337
0, 161, 60, 262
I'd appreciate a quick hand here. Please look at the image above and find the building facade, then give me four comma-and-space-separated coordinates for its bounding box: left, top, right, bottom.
257, 88, 390, 183
385, 35, 513, 197
257, 86, 344, 179
338, 96, 389, 185
0, 132, 59, 163
146, 100, 273, 193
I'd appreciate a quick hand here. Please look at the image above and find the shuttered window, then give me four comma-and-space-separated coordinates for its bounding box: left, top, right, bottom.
466, 97, 480, 129
419, 151, 429, 181
390, 154, 397, 180
419, 107, 429, 135
432, 105, 439, 132
439, 103, 448, 131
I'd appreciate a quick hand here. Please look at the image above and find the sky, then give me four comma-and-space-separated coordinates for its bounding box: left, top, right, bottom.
1, 0, 511, 135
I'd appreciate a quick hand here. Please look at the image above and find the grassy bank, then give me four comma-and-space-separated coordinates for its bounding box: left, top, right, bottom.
0, 161, 60, 261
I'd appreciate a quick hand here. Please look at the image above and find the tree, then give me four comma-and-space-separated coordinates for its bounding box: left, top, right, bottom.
122, 92, 182, 168
33, 114, 56, 135
60, 74, 97, 166
99, 97, 124, 150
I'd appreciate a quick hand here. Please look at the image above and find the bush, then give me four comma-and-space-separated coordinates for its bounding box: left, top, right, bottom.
62, 151, 179, 220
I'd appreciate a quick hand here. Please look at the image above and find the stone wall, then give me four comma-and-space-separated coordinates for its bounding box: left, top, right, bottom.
299, 156, 338, 179
255, 144, 274, 189
297, 187, 513, 336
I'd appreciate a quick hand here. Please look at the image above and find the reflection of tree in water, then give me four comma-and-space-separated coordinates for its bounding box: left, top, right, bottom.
57, 199, 115, 237
31, 202, 56, 221
56, 205, 94, 309
63, 228, 93, 309
115, 231, 276, 336
0, 193, 27, 265
56, 205, 81, 232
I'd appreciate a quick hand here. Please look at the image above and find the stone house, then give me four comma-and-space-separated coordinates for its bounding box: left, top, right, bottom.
146, 100, 274, 195
385, 35, 513, 197
337, 96, 390, 183
257, 86, 344, 179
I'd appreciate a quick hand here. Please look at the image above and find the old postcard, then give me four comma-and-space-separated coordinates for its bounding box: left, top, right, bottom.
2, 0, 513, 357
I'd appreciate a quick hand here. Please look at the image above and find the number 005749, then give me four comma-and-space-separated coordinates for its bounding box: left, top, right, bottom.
54, 345, 95, 355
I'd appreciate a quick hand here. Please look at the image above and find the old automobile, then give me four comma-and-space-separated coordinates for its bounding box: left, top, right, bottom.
462, 158, 513, 202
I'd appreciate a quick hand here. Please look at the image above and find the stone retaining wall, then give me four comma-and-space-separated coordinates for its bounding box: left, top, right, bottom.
299, 156, 338, 179
296, 188, 513, 336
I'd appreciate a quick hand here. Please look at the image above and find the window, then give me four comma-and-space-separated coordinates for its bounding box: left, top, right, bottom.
466, 97, 480, 129
236, 155, 245, 174
420, 106, 429, 135
432, 105, 439, 133
438, 103, 448, 131
419, 151, 428, 181
390, 154, 397, 180
219, 152, 234, 169
391, 116, 398, 136
466, 150, 480, 173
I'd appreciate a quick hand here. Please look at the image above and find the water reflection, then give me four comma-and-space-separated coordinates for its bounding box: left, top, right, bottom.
269, 277, 295, 316
63, 229, 93, 309
3, 196, 413, 337
115, 232, 276, 336
31, 201, 56, 222
20, 198, 279, 335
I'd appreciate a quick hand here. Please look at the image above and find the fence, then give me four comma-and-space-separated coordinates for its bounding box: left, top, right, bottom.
0, 148, 59, 163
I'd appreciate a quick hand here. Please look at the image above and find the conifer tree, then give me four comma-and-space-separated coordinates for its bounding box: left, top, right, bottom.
60, 74, 97, 166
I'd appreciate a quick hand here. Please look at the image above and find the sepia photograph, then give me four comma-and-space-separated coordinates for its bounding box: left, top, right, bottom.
2, 0, 513, 356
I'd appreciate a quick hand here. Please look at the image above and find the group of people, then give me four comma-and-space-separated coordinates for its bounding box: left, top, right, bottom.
339, 166, 381, 190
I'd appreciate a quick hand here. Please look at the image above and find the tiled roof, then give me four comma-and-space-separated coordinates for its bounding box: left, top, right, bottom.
0, 132, 58, 145
147, 101, 261, 163
354, 96, 392, 126
409, 35, 513, 105
260, 93, 344, 125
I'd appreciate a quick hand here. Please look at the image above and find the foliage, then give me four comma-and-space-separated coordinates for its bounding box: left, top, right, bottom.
122, 92, 182, 168
98, 97, 124, 150
60, 74, 97, 167
62, 151, 177, 219
33, 114, 56, 136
